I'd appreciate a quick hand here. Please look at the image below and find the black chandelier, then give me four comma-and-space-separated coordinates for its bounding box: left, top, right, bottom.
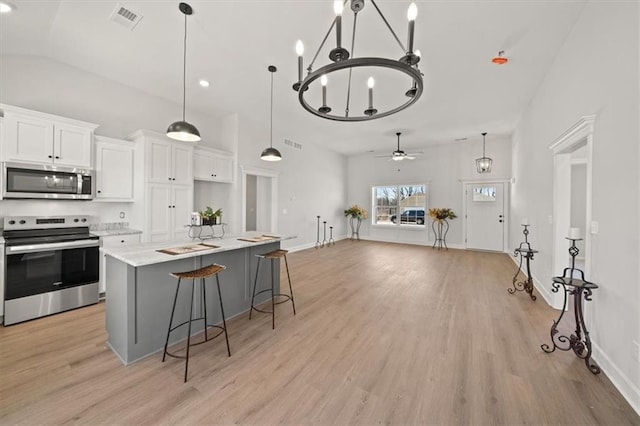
293, 0, 424, 122
476, 132, 493, 173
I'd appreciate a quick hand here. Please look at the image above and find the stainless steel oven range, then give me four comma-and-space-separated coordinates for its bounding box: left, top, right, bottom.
3, 215, 99, 325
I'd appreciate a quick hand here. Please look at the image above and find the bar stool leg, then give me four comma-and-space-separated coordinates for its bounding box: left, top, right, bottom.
202, 277, 208, 341
283, 254, 296, 315
163, 278, 182, 363
270, 258, 276, 330
249, 257, 261, 320
216, 274, 231, 357
184, 279, 196, 383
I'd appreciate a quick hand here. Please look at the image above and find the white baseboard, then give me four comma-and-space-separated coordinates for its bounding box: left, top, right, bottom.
284, 235, 348, 253
591, 342, 640, 416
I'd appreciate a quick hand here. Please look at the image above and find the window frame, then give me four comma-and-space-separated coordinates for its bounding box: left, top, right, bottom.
371, 183, 428, 228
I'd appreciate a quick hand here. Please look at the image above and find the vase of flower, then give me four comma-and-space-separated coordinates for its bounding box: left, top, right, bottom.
344, 205, 368, 241
428, 208, 457, 250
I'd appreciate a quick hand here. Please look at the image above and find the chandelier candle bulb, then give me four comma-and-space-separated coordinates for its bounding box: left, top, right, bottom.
319, 75, 331, 113
568, 227, 581, 240
296, 40, 304, 82
334, 0, 343, 49
407, 3, 418, 54
368, 77, 374, 108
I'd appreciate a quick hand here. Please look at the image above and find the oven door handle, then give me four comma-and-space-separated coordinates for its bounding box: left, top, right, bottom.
6, 239, 100, 254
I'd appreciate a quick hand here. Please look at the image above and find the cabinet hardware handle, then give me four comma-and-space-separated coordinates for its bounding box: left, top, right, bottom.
168, 177, 172, 181
48, 155, 53, 158
55, 156, 60, 159
97, 190, 101, 194
499, 220, 503, 223
121, 240, 125, 243
173, 178, 176, 181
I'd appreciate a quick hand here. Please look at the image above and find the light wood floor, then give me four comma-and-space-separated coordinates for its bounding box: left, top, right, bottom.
1, 240, 638, 425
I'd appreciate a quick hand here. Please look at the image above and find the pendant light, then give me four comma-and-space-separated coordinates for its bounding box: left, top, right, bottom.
166, 2, 201, 142
476, 132, 493, 173
261, 66, 282, 161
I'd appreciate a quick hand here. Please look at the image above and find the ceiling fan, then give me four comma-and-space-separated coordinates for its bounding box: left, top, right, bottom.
376, 132, 423, 161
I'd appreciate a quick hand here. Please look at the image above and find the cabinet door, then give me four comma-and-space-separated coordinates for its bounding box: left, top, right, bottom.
172, 144, 193, 185
145, 139, 172, 183
171, 185, 193, 240
146, 184, 172, 242
193, 149, 214, 181
99, 234, 140, 295
212, 154, 233, 183
95, 141, 134, 201
3, 115, 54, 164
53, 123, 92, 168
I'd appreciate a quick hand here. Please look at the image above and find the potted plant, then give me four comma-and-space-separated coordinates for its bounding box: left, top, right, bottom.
428, 208, 456, 250
199, 206, 222, 225
344, 205, 368, 240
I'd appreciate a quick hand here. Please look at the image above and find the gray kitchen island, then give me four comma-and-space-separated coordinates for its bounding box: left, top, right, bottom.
101, 234, 293, 365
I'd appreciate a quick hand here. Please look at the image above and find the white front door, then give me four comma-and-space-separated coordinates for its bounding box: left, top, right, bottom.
465, 183, 505, 251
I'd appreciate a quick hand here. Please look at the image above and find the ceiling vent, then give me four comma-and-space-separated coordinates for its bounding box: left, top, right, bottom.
109, 3, 143, 30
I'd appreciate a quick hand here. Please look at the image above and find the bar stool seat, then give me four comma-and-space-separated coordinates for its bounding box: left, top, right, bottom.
249, 249, 296, 329
162, 263, 231, 382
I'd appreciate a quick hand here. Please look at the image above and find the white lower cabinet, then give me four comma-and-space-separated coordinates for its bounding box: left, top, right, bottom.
100, 233, 141, 296
145, 183, 193, 242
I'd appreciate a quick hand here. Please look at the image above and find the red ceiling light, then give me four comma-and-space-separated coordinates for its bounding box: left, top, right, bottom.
492, 50, 508, 65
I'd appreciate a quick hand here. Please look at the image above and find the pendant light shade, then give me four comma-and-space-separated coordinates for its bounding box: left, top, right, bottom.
476, 132, 493, 173
167, 3, 200, 143
261, 65, 282, 162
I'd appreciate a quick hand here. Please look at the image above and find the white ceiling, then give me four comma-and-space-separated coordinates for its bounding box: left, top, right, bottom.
0, 0, 586, 155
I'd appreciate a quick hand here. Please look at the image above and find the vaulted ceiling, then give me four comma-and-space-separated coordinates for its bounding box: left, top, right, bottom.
0, 0, 586, 155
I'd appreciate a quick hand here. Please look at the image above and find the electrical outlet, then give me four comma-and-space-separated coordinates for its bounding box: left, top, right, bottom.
119, 212, 125, 219
633, 341, 640, 364
591, 221, 599, 234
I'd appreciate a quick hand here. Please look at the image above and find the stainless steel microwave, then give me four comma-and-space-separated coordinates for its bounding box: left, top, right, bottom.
2, 162, 93, 200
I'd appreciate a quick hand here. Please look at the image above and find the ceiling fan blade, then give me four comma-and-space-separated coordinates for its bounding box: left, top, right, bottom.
405, 155, 415, 160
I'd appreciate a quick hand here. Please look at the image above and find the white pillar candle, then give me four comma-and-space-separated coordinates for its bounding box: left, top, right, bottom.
568, 227, 581, 239
521, 217, 529, 226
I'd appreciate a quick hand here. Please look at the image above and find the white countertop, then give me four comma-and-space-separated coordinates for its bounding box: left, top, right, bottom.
91, 228, 143, 237
101, 234, 295, 267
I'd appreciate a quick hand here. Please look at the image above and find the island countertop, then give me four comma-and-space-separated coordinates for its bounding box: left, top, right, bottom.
101, 234, 295, 267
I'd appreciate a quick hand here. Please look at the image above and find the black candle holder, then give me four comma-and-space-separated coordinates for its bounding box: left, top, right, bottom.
509, 224, 537, 301
329, 226, 335, 246
314, 216, 321, 249
322, 221, 327, 248
541, 237, 600, 374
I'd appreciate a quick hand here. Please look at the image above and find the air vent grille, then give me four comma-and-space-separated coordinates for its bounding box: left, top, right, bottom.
109, 3, 143, 30
284, 139, 302, 150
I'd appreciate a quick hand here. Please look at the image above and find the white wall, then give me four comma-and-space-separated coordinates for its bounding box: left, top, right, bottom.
510, 1, 639, 412
347, 136, 512, 247
233, 113, 348, 250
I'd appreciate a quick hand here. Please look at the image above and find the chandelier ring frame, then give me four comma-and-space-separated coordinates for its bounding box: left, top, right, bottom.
298, 57, 423, 122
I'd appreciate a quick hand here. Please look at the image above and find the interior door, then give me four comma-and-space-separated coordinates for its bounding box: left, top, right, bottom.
465, 183, 504, 251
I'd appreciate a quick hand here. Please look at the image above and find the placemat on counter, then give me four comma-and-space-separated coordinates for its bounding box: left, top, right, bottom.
237, 235, 279, 243
157, 243, 219, 255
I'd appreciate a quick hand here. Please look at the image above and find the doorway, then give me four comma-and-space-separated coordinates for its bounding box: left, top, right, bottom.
549, 116, 594, 308
241, 165, 279, 233
464, 182, 506, 251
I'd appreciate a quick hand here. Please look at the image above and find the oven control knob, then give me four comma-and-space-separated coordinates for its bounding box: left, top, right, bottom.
19, 220, 26, 225
81, 218, 87, 222
8, 220, 15, 225
74, 218, 79, 223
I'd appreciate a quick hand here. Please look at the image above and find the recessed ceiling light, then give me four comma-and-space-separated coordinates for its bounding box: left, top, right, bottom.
0, 2, 14, 13
198, 79, 210, 88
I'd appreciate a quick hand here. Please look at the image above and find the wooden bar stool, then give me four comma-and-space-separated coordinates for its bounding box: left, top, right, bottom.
162, 263, 231, 382
249, 249, 296, 329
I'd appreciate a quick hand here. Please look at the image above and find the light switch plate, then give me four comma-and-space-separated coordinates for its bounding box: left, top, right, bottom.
591, 221, 599, 234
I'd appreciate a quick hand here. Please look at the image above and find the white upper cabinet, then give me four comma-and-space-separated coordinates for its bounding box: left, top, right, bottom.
193, 146, 234, 183
140, 135, 193, 184
94, 136, 134, 202
1, 104, 98, 168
